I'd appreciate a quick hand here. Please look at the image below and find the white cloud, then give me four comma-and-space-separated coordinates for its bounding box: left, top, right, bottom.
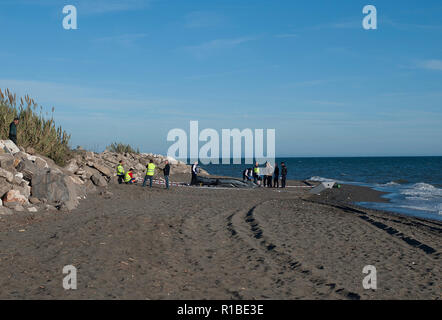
94, 33, 148, 47
184, 11, 225, 29
419, 59, 442, 71
275, 33, 298, 38
6, 0, 151, 14
78, 0, 151, 14
184, 37, 256, 58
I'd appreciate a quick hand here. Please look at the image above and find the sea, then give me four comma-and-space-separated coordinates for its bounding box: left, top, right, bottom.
199, 157, 442, 222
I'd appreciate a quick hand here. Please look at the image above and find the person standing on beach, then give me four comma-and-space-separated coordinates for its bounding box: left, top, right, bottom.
242, 168, 248, 182
116, 160, 125, 184
9, 117, 19, 146
264, 162, 273, 188
281, 162, 288, 188
163, 160, 170, 189
273, 164, 280, 188
191, 161, 199, 185
253, 162, 260, 185
143, 160, 156, 188
247, 168, 253, 181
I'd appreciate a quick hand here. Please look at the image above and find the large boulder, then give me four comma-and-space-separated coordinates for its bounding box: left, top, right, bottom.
31, 170, 80, 210
91, 163, 112, 178
16, 158, 44, 181
91, 173, 108, 187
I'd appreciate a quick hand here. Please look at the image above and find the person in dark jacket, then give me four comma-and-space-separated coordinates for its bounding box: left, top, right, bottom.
281, 162, 288, 188
163, 160, 171, 189
191, 161, 199, 185
9, 118, 19, 145
273, 164, 280, 188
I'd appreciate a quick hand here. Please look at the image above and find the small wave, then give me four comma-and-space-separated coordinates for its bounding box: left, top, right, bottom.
309, 176, 337, 182
377, 181, 400, 187
400, 183, 442, 198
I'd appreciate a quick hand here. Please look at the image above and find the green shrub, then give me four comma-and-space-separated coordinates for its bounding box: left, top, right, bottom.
106, 142, 140, 154
0, 88, 71, 166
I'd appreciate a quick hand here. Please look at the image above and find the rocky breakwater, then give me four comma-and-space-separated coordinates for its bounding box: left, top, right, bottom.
0, 140, 207, 215
66, 149, 208, 185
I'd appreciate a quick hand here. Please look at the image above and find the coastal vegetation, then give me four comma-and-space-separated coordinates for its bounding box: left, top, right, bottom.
0, 89, 71, 166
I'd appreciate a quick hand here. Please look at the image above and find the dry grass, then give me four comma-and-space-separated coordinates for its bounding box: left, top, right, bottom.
106, 142, 140, 154
0, 88, 71, 166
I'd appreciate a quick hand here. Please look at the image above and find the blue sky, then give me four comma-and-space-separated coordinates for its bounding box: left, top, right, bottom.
0, 0, 441, 156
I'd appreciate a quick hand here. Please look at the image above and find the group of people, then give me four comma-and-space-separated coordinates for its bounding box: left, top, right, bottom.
117, 159, 288, 190
243, 161, 288, 188
116, 159, 171, 189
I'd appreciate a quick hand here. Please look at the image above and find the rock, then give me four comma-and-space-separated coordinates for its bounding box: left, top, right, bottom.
29, 197, 41, 204
59, 199, 79, 211
15, 184, 31, 198
13, 175, 24, 185
80, 166, 100, 179
34, 157, 48, 169
91, 163, 112, 177
13, 205, 25, 212
0, 140, 20, 154
75, 168, 86, 176
27, 207, 38, 212
26, 147, 36, 155
0, 154, 16, 171
83, 179, 97, 193
16, 158, 43, 181
31, 171, 80, 210
166, 156, 179, 165
0, 178, 13, 198
91, 173, 107, 187
2, 190, 28, 205
0, 206, 13, 215
65, 159, 79, 173
85, 151, 95, 161
0, 168, 14, 183
68, 175, 84, 185
44, 204, 57, 211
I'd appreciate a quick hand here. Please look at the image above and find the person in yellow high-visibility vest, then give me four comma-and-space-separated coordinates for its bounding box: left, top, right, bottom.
116, 160, 125, 184
143, 160, 156, 188
124, 168, 136, 184
253, 162, 260, 185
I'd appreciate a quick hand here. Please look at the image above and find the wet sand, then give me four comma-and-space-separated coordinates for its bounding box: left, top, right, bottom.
0, 176, 440, 299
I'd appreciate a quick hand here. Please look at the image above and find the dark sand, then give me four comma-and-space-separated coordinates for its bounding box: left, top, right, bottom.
0, 175, 440, 299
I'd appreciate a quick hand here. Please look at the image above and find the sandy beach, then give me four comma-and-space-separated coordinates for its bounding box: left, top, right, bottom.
0, 175, 440, 300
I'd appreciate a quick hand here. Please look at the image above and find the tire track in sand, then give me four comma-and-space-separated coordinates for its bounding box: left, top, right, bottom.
226, 203, 362, 300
